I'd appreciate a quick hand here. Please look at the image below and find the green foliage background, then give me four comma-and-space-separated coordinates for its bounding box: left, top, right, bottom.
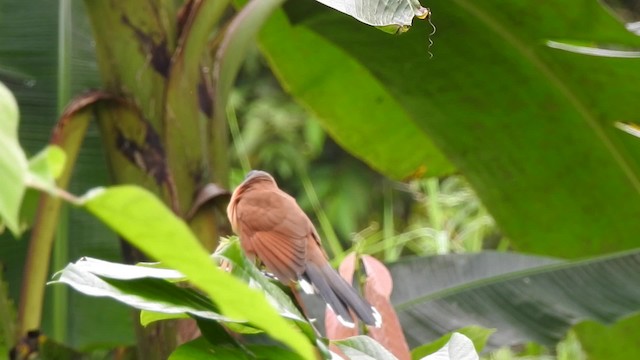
1, 0, 640, 359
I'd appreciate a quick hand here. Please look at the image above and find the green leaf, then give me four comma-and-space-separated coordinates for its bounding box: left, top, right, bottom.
419, 332, 479, 360
215, 239, 327, 352
269, 0, 640, 258
53, 257, 269, 334
314, 0, 431, 32
26, 145, 67, 194
28, 145, 66, 180
411, 326, 495, 360
388, 250, 640, 349
214, 239, 309, 323
0, 81, 20, 142
169, 337, 250, 360
51, 257, 230, 322
140, 310, 188, 327
79, 186, 315, 360
169, 336, 304, 360
256, 7, 452, 179
334, 335, 398, 360
0, 81, 27, 236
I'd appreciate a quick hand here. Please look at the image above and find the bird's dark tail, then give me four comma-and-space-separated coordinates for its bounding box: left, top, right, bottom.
303, 263, 381, 328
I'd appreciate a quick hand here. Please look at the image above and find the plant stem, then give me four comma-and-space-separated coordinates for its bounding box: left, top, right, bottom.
382, 180, 397, 262
227, 103, 252, 173
50, 0, 72, 343
299, 170, 344, 260
17, 196, 64, 336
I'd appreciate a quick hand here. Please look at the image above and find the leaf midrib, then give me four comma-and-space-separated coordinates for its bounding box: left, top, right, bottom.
393, 248, 640, 311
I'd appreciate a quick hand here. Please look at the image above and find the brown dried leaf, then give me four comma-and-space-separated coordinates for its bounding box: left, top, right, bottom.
187, 183, 230, 220
326, 253, 410, 360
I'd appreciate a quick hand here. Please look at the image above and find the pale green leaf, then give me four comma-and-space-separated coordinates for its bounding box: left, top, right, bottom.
421, 333, 478, 360
169, 337, 303, 360
140, 310, 188, 327
26, 145, 67, 194
411, 326, 495, 360
334, 335, 397, 360
28, 145, 66, 180
51, 258, 231, 322
314, 0, 430, 32
0, 81, 27, 236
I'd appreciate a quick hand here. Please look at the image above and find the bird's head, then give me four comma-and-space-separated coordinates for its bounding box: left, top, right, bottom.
240, 170, 277, 188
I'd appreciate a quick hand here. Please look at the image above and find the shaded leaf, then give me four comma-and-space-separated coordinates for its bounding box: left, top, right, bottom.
169, 336, 304, 360
169, 337, 250, 360
79, 186, 315, 359
388, 250, 640, 349
601, 0, 640, 25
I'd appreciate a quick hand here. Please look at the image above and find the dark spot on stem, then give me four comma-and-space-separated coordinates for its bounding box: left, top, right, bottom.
121, 14, 171, 78
115, 120, 169, 185
197, 79, 213, 117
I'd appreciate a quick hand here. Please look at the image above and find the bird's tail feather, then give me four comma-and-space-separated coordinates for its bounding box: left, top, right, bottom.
304, 263, 381, 328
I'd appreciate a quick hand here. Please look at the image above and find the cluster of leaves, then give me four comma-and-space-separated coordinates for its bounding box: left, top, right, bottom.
1, 79, 482, 358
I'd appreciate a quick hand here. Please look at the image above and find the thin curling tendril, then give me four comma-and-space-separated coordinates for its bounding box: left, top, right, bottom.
427, 14, 436, 59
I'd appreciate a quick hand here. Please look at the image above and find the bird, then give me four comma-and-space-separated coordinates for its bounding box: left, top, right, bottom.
227, 170, 381, 328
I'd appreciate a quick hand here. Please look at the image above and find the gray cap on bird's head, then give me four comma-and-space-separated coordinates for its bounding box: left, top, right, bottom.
243, 170, 275, 184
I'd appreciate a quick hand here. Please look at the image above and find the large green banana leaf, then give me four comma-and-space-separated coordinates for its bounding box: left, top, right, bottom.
257, 0, 640, 358
262, 0, 640, 258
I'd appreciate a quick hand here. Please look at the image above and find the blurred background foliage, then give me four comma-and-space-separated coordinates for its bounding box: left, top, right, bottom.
1, 0, 640, 358
229, 50, 504, 263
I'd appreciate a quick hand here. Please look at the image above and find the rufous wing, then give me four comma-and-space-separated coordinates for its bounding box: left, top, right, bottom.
234, 188, 309, 284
